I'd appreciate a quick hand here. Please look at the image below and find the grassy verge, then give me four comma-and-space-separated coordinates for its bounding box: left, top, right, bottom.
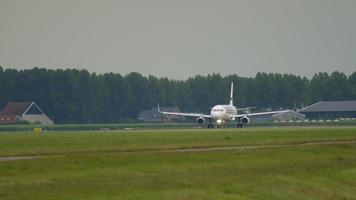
0, 127, 356, 199
0, 127, 356, 157
0, 122, 196, 131
0, 120, 356, 131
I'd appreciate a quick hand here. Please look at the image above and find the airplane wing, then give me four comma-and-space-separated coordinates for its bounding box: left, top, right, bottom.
233, 110, 290, 118
158, 104, 212, 118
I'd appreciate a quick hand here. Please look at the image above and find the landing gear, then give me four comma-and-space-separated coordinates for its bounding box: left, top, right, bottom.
207, 118, 214, 129
237, 123, 243, 128
207, 124, 214, 129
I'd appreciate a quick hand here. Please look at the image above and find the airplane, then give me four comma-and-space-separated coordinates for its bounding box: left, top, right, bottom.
158, 82, 290, 128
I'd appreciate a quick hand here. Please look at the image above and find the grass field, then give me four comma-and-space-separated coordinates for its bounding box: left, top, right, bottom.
1, 120, 356, 131
1, 127, 356, 199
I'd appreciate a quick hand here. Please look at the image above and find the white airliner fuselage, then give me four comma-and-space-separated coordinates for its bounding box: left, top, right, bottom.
158, 82, 289, 128
210, 105, 237, 123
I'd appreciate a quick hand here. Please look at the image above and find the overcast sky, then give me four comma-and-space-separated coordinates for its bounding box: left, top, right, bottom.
1, 0, 355, 79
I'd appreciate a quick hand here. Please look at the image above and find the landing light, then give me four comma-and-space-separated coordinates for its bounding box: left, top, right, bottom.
217, 119, 223, 124
232, 117, 235, 121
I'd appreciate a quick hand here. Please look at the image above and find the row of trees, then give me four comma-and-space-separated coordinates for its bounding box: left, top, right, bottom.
0, 66, 355, 123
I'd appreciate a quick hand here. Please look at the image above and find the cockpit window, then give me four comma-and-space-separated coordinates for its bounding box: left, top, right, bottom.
213, 109, 223, 112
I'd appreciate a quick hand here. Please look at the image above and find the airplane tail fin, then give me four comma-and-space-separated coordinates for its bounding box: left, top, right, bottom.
229, 82, 234, 106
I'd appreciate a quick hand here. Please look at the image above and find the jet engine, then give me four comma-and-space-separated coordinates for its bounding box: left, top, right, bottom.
196, 117, 206, 124
240, 116, 250, 124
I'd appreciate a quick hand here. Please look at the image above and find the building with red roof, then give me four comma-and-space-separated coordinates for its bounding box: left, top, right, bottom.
0, 102, 53, 125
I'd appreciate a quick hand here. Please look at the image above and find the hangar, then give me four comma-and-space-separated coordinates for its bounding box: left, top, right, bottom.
248, 110, 305, 122
0, 102, 54, 125
272, 110, 305, 122
299, 100, 356, 120
138, 107, 184, 122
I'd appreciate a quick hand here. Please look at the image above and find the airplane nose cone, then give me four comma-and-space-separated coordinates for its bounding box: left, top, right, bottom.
212, 112, 224, 119
211, 106, 225, 119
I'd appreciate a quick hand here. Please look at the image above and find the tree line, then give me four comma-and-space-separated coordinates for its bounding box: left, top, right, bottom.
0, 66, 355, 123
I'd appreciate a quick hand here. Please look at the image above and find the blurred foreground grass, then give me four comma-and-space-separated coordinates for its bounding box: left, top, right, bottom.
0, 127, 356, 199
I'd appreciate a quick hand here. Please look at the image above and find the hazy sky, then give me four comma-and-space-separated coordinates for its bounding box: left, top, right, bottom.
1, 0, 355, 79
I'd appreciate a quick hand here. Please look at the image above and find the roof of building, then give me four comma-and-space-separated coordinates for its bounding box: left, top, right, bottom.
0, 102, 45, 116
0, 115, 19, 124
273, 110, 305, 118
299, 101, 356, 113
157, 107, 181, 112
138, 107, 183, 121
137, 110, 161, 121
0, 102, 32, 116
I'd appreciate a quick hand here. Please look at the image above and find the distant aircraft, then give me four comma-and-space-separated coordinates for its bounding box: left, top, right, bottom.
158, 82, 289, 128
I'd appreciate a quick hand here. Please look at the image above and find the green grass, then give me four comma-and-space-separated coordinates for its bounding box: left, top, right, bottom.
0, 127, 356, 157
1, 127, 356, 199
0, 120, 356, 131
0, 122, 197, 131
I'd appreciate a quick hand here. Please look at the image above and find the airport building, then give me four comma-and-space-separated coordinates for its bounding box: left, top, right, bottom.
0, 102, 54, 125
249, 110, 305, 122
138, 107, 184, 122
272, 110, 305, 122
299, 100, 356, 120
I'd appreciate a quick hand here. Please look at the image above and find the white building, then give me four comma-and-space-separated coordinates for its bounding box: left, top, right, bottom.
0, 102, 53, 125
272, 110, 305, 122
